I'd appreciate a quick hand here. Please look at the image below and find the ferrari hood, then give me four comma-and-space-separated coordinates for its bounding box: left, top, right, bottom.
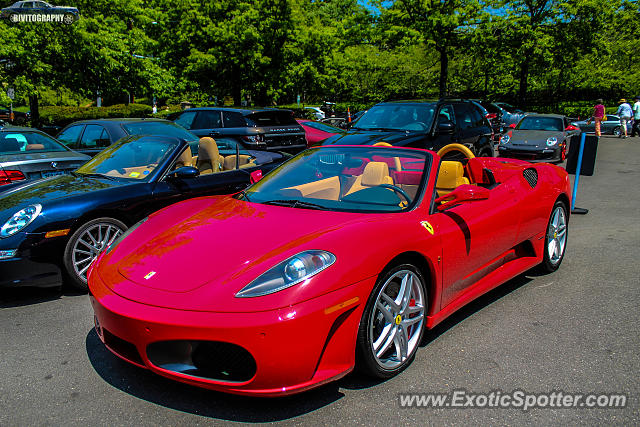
100, 195, 370, 309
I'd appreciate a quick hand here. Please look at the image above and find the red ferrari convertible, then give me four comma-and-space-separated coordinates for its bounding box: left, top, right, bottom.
89, 143, 570, 396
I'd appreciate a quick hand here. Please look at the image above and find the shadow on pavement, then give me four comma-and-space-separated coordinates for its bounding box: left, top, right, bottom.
85, 329, 345, 422
0, 284, 86, 308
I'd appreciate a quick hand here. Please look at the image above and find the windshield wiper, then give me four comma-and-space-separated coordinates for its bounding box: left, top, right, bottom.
236, 189, 251, 201
262, 199, 327, 210
78, 172, 117, 180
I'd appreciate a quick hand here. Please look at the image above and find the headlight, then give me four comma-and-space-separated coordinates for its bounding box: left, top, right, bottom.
546, 137, 558, 146
104, 217, 147, 255
500, 134, 510, 144
0, 204, 42, 238
236, 250, 336, 298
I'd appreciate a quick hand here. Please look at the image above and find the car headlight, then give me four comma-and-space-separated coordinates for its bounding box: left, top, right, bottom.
500, 134, 510, 144
0, 204, 42, 238
104, 217, 148, 255
236, 250, 336, 298
546, 137, 558, 146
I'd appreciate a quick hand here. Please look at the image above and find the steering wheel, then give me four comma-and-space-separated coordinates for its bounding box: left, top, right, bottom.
436, 143, 475, 160
378, 184, 411, 204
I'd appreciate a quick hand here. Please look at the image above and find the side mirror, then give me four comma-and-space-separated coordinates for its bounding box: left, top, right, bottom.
250, 169, 263, 184
437, 121, 455, 134
508, 123, 517, 129
565, 125, 578, 131
169, 166, 199, 179
435, 184, 490, 211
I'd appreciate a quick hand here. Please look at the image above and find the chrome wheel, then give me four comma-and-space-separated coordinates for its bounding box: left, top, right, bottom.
71, 222, 123, 283
546, 206, 567, 265
613, 126, 621, 136
63, 13, 74, 24
368, 269, 425, 370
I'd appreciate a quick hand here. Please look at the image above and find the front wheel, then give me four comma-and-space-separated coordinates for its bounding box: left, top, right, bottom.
612, 126, 621, 137
356, 264, 427, 378
63, 13, 75, 25
538, 201, 568, 273
63, 217, 126, 291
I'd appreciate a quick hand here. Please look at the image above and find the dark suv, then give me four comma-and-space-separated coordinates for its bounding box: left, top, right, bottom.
322, 100, 494, 157
171, 107, 307, 153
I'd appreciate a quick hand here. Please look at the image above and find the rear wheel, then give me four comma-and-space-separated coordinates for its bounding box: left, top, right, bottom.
613, 126, 621, 137
538, 201, 568, 273
63, 13, 74, 25
63, 217, 126, 291
356, 264, 427, 378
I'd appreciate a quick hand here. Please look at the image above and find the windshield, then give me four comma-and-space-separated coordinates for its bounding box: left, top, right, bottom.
0, 131, 68, 154
122, 121, 198, 143
352, 104, 435, 132
76, 137, 178, 180
240, 146, 431, 213
516, 116, 563, 131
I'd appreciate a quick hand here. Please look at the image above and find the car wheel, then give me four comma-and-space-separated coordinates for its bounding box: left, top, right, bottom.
9, 13, 19, 23
63, 217, 126, 291
63, 13, 74, 25
538, 201, 568, 273
613, 126, 621, 136
356, 264, 427, 378
480, 148, 493, 157
14, 116, 25, 125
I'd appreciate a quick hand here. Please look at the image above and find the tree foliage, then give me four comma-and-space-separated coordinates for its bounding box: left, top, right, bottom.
0, 0, 638, 114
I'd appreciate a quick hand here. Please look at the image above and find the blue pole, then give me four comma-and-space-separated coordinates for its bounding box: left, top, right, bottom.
571, 132, 586, 211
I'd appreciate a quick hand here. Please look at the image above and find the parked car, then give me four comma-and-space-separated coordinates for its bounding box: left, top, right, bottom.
498, 114, 578, 162
571, 114, 632, 136
56, 118, 199, 157
0, 105, 29, 125
493, 102, 527, 127
470, 100, 506, 140
0, 1, 80, 24
304, 106, 325, 121
0, 126, 89, 186
89, 143, 570, 396
296, 119, 344, 146
322, 100, 495, 157
171, 107, 307, 153
0, 135, 286, 290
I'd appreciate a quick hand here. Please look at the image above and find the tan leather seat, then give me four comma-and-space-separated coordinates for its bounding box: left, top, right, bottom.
174, 146, 193, 168
196, 137, 223, 174
223, 155, 256, 171
345, 161, 394, 196
436, 161, 469, 197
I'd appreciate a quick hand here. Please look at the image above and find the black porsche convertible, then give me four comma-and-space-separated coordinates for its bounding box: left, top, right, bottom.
0, 135, 285, 290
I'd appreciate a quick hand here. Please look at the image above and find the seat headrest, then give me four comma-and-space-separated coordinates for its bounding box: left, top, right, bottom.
198, 137, 219, 160
437, 161, 465, 189
176, 145, 193, 166
362, 161, 390, 186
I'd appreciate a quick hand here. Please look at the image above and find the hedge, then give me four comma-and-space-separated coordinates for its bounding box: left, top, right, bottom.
39, 103, 153, 127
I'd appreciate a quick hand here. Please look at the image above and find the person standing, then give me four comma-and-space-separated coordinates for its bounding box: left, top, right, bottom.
632, 96, 640, 137
616, 99, 632, 138
591, 99, 606, 136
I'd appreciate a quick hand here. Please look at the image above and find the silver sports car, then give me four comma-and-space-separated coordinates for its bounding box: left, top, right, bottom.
571, 114, 632, 136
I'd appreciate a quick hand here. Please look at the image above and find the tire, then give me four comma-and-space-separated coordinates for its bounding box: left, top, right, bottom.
14, 116, 25, 125
63, 217, 126, 291
612, 126, 621, 136
356, 264, 427, 378
9, 13, 18, 23
480, 148, 493, 158
63, 13, 74, 25
538, 201, 568, 273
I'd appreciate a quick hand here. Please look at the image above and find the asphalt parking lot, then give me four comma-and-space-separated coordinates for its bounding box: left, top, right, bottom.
1, 136, 638, 425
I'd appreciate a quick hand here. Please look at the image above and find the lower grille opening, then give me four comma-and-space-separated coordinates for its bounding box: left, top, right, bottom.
103, 329, 144, 366
146, 340, 256, 383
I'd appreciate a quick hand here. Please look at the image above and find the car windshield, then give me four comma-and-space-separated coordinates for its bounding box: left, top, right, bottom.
351, 104, 435, 132
0, 131, 68, 154
76, 137, 178, 180
303, 121, 343, 133
122, 121, 198, 144
516, 117, 563, 131
239, 146, 431, 213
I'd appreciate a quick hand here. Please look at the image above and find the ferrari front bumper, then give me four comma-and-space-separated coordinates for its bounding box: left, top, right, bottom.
89, 271, 373, 396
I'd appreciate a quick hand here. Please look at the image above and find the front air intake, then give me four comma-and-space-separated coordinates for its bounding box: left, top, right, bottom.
523, 168, 538, 188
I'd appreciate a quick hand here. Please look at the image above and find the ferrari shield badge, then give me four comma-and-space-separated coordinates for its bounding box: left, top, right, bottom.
420, 221, 434, 235
144, 271, 157, 280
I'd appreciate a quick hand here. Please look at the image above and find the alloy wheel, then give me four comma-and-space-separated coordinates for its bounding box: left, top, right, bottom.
71, 222, 123, 283
546, 206, 567, 265
368, 269, 425, 370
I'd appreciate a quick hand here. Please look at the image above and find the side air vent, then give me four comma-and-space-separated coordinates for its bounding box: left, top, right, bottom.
523, 168, 538, 188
